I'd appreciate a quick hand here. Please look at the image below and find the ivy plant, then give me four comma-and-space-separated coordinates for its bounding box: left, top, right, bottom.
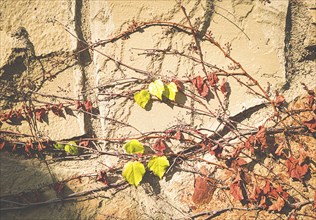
122, 139, 170, 187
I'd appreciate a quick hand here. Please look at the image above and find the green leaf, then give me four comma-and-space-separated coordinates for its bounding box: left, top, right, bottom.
64, 141, 78, 155
148, 156, 170, 179
134, 90, 150, 109
148, 79, 165, 100
163, 82, 178, 101
122, 161, 146, 187
124, 140, 144, 154
54, 143, 64, 150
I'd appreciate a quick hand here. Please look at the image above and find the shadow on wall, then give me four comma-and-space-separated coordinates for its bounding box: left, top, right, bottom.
0, 153, 79, 220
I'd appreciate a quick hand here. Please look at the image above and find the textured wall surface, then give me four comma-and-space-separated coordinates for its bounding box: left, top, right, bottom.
0, 0, 315, 219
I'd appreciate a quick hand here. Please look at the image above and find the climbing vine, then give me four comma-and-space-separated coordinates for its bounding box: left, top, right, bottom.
0, 2, 315, 219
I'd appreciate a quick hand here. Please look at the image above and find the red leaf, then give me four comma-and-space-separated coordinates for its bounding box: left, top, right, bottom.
84, 100, 93, 113
256, 126, 268, 148
276, 185, 289, 200
201, 83, 210, 97
35, 108, 46, 122
220, 78, 228, 96
286, 156, 309, 181
207, 73, 218, 87
263, 180, 273, 195
171, 79, 183, 91
153, 139, 167, 153
303, 118, 316, 132
79, 141, 89, 147
12, 144, 17, 152
37, 142, 45, 151
51, 104, 63, 116
192, 76, 209, 97
230, 172, 244, 201
192, 176, 216, 205
0, 141, 5, 150
268, 196, 285, 212
175, 130, 184, 141
96, 171, 108, 185
237, 158, 248, 166
75, 100, 82, 110
275, 95, 285, 106
249, 185, 261, 203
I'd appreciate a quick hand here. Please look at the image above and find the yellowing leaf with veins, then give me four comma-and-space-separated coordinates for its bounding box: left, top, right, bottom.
148, 156, 170, 179
163, 82, 178, 101
124, 139, 144, 154
64, 141, 78, 155
148, 79, 165, 100
134, 90, 150, 109
122, 161, 146, 187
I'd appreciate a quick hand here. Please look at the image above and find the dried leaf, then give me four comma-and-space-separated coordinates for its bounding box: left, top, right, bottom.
286, 156, 309, 181
0, 141, 5, 150
268, 196, 285, 212
175, 130, 184, 141
275, 144, 285, 156
230, 172, 244, 201
275, 95, 285, 106
303, 118, 316, 132
153, 139, 167, 153
96, 171, 108, 185
256, 126, 268, 148
249, 185, 261, 203
192, 176, 216, 205
220, 78, 228, 96
35, 108, 46, 122
192, 76, 209, 97
263, 180, 273, 195
207, 73, 219, 87
84, 100, 93, 113
314, 190, 316, 209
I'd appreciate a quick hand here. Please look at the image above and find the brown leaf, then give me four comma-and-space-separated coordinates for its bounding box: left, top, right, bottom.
256, 126, 268, 148
268, 196, 285, 212
249, 185, 261, 203
303, 117, 316, 132
286, 156, 309, 181
314, 190, 316, 209
263, 180, 273, 195
230, 172, 244, 201
207, 73, 219, 87
192, 176, 216, 205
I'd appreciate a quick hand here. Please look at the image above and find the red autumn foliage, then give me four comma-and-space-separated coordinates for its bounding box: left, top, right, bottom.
268, 196, 285, 212
207, 73, 219, 87
220, 78, 228, 96
153, 139, 167, 154
51, 103, 63, 116
286, 156, 309, 181
249, 185, 261, 203
275, 95, 285, 107
96, 171, 108, 185
0, 141, 5, 150
174, 130, 184, 141
192, 176, 216, 205
37, 142, 45, 151
230, 172, 245, 201
35, 108, 46, 122
84, 100, 93, 113
303, 117, 316, 132
75, 100, 83, 110
192, 76, 209, 97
